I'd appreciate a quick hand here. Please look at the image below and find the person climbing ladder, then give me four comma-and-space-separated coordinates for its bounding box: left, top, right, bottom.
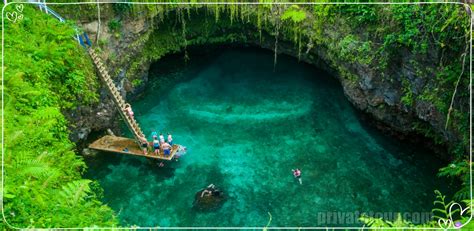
124, 104, 134, 120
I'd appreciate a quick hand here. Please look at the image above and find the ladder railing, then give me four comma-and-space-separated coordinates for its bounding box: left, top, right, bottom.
88, 48, 145, 142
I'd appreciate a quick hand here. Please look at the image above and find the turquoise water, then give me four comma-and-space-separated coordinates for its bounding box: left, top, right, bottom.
85, 48, 451, 227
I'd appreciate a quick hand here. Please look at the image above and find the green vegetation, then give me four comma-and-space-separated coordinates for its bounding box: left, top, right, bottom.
359, 213, 415, 228
358, 190, 474, 229
108, 19, 122, 32
2, 1, 471, 229
131, 78, 143, 87
2, 5, 117, 228
439, 160, 470, 200
112, 1, 133, 15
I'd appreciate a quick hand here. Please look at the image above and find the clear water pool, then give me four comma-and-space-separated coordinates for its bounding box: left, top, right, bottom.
85, 47, 452, 227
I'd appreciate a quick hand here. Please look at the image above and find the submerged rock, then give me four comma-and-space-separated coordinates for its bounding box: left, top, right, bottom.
82, 148, 98, 157
193, 186, 225, 212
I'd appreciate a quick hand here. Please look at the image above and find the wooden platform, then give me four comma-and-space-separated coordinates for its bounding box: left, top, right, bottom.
89, 135, 179, 160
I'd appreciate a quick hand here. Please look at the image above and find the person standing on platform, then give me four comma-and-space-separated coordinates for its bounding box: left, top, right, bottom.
159, 133, 165, 144
167, 133, 173, 145
152, 136, 160, 155
139, 136, 148, 155
161, 142, 171, 156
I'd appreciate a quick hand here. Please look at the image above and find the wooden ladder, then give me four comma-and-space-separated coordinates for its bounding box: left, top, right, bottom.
88, 48, 145, 142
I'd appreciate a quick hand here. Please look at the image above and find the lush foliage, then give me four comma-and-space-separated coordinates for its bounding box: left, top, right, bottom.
108, 19, 122, 32
438, 161, 470, 200
112, 1, 133, 15
360, 190, 473, 229
2, 4, 117, 228
281, 5, 306, 23
359, 213, 415, 229
3, 1, 471, 229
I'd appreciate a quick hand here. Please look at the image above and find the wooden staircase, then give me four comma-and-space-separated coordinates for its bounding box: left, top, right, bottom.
88, 48, 145, 142
30, 4, 183, 161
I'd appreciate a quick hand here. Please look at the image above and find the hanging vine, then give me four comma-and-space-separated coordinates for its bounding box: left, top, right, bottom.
214, 4, 220, 23
179, 8, 189, 63
272, 5, 281, 71
257, 6, 262, 43
187, 4, 191, 21
444, 6, 471, 130
240, 4, 245, 22
229, 3, 236, 25
298, 30, 302, 60
281, 5, 307, 61
445, 43, 469, 129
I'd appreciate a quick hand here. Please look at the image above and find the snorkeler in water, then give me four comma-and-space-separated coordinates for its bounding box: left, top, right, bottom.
292, 168, 302, 185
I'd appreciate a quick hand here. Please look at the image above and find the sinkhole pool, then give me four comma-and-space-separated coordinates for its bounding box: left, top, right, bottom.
85, 47, 453, 227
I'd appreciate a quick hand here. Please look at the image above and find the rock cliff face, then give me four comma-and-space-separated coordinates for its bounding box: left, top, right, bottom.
58, 5, 469, 156
257, 36, 457, 156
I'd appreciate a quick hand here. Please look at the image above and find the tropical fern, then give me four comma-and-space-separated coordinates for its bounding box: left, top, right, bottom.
59, 179, 92, 207
359, 215, 392, 227
432, 190, 458, 221
438, 161, 469, 178
438, 161, 470, 200
281, 5, 306, 23
359, 213, 414, 229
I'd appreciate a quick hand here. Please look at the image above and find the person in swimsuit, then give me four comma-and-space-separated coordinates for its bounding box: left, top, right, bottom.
152, 136, 160, 155
292, 168, 302, 185
124, 104, 134, 120
159, 133, 165, 144
200, 184, 218, 197
161, 142, 171, 156
167, 133, 173, 145
139, 136, 148, 155
201, 189, 212, 197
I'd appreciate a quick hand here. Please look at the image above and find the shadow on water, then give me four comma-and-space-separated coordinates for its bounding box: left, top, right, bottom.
84, 46, 456, 227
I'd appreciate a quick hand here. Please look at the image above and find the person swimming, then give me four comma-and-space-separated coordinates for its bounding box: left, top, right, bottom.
292, 168, 302, 185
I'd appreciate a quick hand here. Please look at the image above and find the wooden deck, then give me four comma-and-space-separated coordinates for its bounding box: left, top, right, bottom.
89, 135, 179, 160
